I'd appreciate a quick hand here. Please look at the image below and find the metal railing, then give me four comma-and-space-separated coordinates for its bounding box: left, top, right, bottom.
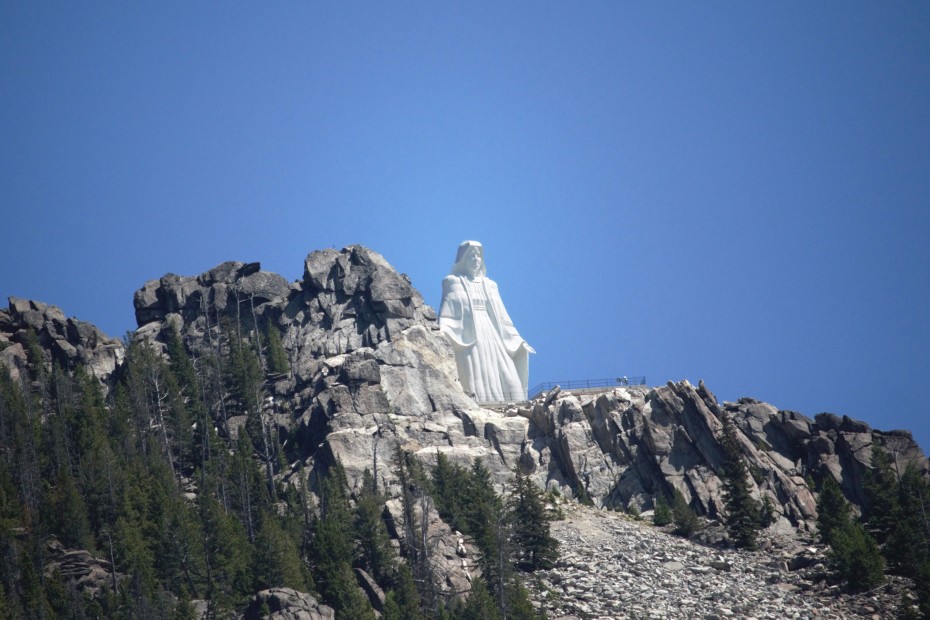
470, 377, 647, 405
527, 376, 646, 400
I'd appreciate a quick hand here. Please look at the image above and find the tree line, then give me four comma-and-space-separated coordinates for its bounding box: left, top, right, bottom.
817, 445, 930, 616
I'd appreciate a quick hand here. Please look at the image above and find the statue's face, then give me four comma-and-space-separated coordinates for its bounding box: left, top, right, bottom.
464, 247, 482, 276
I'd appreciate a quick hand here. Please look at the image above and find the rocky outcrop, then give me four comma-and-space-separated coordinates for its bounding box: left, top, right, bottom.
122, 246, 928, 534
4, 244, 928, 612
44, 539, 119, 598
383, 496, 476, 598
513, 380, 927, 533
9, 245, 926, 535
243, 588, 335, 620
0, 297, 123, 384
132, 260, 292, 348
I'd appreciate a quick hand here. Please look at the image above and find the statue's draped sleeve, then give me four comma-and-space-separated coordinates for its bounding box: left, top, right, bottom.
438, 275, 475, 349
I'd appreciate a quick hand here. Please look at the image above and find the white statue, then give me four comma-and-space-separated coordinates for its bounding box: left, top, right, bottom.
439, 241, 534, 402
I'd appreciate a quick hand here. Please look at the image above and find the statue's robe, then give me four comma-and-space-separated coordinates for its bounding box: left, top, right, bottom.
439, 274, 530, 402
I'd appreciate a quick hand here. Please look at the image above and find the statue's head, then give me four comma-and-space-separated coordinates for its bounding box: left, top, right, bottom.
451, 240, 486, 277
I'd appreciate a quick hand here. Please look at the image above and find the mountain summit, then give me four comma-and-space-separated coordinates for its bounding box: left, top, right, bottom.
1, 245, 927, 618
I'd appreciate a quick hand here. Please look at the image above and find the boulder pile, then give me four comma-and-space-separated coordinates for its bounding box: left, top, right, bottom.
528, 502, 904, 619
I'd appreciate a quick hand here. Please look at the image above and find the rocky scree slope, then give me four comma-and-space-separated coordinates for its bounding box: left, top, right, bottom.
2, 245, 928, 612
530, 502, 907, 620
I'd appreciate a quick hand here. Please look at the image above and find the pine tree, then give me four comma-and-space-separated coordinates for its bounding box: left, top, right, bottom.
381, 593, 405, 620
447, 578, 502, 620
816, 475, 851, 545
504, 578, 544, 620
432, 451, 469, 531
507, 466, 557, 571
895, 465, 930, 615
863, 445, 900, 544
828, 520, 885, 591
395, 449, 441, 616
816, 474, 885, 591
263, 323, 290, 375
165, 326, 202, 474
44, 466, 93, 550
252, 510, 313, 592
198, 493, 252, 613
354, 469, 395, 586
229, 430, 268, 543
653, 492, 672, 526
719, 413, 763, 548
382, 563, 424, 620
464, 460, 508, 613
113, 511, 157, 598
310, 462, 375, 620
672, 488, 700, 537
915, 559, 930, 619
152, 489, 206, 599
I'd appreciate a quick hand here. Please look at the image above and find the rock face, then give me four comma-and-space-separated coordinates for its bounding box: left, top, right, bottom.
123, 245, 927, 536
0, 297, 124, 385
4, 244, 929, 611
518, 381, 926, 531
132, 260, 292, 347
44, 539, 119, 598
10, 245, 930, 529
243, 588, 335, 620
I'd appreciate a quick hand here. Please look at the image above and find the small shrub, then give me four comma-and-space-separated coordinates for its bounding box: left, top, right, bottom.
653, 494, 672, 527
672, 489, 701, 537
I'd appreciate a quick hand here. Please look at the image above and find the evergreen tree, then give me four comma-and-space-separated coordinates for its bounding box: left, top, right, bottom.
894, 466, 930, 615
226, 325, 277, 496
151, 489, 206, 599
382, 563, 424, 620
653, 492, 672, 526
448, 578, 502, 620
263, 323, 290, 375
828, 520, 885, 592
396, 449, 440, 616
310, 462, 375, 620
113, 511, 157, 598
816, 474, 885, 592
719, 413, 763, 549
165, 326, 202, 474
915, 560, 930, 619
44, 466, 93, 550
252, 510, 313, 592
381, 593, 405, 620
863, 445, 900, 544
354, 469, 394, 586
432, 451, 470, 532
464, 460, 508, 612
198, 493, 252, 613
816, 475, 851, 545
229, 430, 268, 542
503, 578, 544, 620
506, 467, 557, 571
74, 369, 124, 537
672, 488, 700, 537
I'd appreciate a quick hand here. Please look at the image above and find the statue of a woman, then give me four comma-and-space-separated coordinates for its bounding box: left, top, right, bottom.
439, 241, 534, 402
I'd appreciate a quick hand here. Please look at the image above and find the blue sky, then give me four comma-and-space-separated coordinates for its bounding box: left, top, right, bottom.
2, 4, 929, 451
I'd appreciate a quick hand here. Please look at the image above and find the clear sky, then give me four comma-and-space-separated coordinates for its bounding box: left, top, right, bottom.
2, 4, 929, 451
